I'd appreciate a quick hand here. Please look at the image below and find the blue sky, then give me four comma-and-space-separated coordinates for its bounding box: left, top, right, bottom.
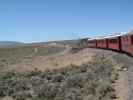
0, 0, 133, 43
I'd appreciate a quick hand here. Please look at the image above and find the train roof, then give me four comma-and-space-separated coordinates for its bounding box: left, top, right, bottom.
103, 32, 126, 39
87, 38, 96, 41
122, 30, 133, 36
93, 32, 125, 40
87, 30, 133, 41
88, 32, 127, 41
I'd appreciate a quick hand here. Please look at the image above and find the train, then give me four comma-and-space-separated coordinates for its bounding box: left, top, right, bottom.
88, 31, 133, 56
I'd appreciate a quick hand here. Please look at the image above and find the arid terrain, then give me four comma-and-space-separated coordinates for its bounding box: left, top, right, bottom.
0, 41, 133, 100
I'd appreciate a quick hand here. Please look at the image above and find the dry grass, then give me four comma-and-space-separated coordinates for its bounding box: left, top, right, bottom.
0, 45, 65, 72
4, 47, 93, 73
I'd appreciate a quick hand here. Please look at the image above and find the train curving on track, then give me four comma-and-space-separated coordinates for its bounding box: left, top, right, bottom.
88, 31, 133, 56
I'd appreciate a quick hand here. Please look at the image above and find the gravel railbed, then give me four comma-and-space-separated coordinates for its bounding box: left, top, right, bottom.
89, 48, 133, 100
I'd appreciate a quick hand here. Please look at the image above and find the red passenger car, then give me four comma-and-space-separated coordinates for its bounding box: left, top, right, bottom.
87, 32, 133, 56
97, 39, 108, 49
88, 39, 97, 48
121, 32, 133, 55
107, 36, 121, 51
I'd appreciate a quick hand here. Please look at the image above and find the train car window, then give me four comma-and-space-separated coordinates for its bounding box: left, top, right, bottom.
124, 37, 126, 41
88, 41, 92, 43
123, 36, 128, 42
98, 40, 104, 43
125, 37, 126, 41
100, 40, 103, 43
131, 35, 133, 44
126, 36, 128, 41
109, 39, 117, 43
122, 37, 124, 41
123, 37, 125, 41
89, 41, 95, 44
123, 37, 124, 41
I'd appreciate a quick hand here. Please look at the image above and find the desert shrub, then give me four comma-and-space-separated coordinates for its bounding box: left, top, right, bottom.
12, 91, 32, 100
0, 55, 118, 100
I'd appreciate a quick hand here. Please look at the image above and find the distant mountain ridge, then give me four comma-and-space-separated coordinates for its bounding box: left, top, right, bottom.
0, 38, 87, 48
0, 41, 24, 48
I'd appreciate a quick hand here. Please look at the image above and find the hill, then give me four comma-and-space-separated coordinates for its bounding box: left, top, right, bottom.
0, 41, 24, 48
